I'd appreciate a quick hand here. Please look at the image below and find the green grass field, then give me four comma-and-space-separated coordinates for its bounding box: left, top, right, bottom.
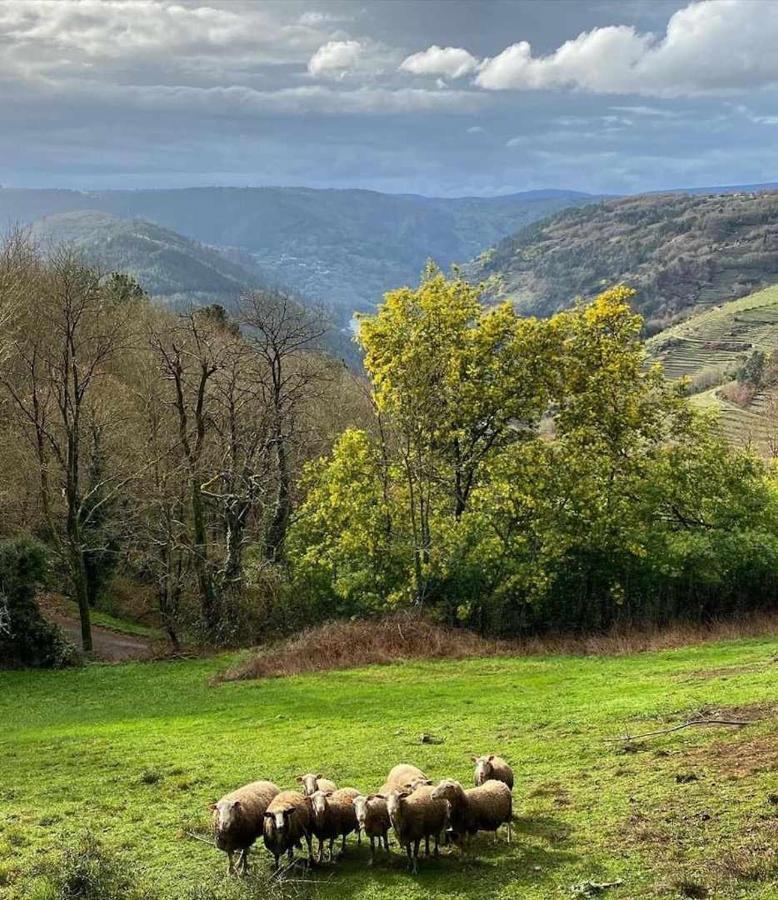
1, 636, 777, 899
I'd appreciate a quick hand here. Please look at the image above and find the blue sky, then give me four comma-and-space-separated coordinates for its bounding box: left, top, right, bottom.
1, 0, 778, 195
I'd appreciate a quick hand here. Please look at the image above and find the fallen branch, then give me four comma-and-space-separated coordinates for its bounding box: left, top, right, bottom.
608, 718, 753, 743
185, 831, 216, 847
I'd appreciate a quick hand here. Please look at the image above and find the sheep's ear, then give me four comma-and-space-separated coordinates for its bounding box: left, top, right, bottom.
263, 811, 273, 819
373, 793, 386, 800
316, 773, 324, 779
295, 775, 303, 782
209, 803, 217, 811
471, 755, 478, 762
232, 800, 242, 810
323, 790, 333, 797
488, 755, 495, 762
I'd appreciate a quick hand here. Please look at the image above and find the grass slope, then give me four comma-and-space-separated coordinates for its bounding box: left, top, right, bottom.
647, 285, 778, 446
1, 638, 777, 899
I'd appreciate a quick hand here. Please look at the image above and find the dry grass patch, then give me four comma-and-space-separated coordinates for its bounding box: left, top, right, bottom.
221, 611, 778, 681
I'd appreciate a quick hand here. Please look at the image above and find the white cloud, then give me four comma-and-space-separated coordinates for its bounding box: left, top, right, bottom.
308, 40, 363, 77
400, 45, 479, 79
475, 0, 778, 98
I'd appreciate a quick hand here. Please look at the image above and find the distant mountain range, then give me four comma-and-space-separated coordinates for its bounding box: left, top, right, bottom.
470, 190, 778, 327
0, 186, 597, 321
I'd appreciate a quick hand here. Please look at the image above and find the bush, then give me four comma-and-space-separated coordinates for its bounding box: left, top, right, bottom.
44, 832, 152, 900
0, 536, 76, 669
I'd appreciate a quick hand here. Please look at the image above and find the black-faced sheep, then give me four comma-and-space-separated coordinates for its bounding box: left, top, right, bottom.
308, 787, 360, 862
212, 780, 280, 875
262, 790, 314, 870
353, 794, 391, 865
384, 785, 449, 874
472, 754, 514, 790
296, 773, 337, 796
431, 778, 513, 847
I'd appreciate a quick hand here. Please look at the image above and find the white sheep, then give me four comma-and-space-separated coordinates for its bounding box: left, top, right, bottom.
309, 787, 360, 862
472, 754, 514, 790
353, 794, 391, 865
296, 773, 337, 796
384, 785, 449, 874
262, 790, 314, 870
431, 778, 513, 847
212, 780, 280, 875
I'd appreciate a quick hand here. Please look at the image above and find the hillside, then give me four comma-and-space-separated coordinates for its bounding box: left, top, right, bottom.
472, 191, 778, 326
0, 187, 596, 321
2, 633, 776, 898
28, 210, 266, 307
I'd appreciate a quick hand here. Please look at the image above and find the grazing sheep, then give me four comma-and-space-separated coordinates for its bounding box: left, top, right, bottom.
212, 780, 280, 875
472, 754, 514, 790
296, 773, 337, 796
309, 787, 360, 862
378, 763, 431, 796
384, 785, 449, 874
431, 778, 513, 846
353, 794, 391, 865
262, 790, 314, 870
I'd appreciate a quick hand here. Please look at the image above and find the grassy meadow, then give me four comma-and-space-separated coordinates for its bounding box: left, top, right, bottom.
1, 635, 777, 900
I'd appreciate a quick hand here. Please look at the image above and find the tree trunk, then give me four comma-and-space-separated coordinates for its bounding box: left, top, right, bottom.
266, 431, 291, 562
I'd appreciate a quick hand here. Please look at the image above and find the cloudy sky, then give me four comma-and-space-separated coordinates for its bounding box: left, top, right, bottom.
2, 0, 778, 195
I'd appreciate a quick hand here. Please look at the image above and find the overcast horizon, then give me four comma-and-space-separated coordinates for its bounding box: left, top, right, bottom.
3, 0, 778, 196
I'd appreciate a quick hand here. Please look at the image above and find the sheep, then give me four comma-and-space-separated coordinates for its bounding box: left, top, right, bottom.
472, 754, 514, 790
384, 785, 449, 874
212, 780, 280, 875
308, 787, 360, 862
353, 794, 391, 865
262, 790, 314, 870
379, 763, 430, 796
431, 778, 513, 847
296, 772, 337, 796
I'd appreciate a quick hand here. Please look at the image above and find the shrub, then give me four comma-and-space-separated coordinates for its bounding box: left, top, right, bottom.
45, 832, 151, 900
0, 536, 76, 669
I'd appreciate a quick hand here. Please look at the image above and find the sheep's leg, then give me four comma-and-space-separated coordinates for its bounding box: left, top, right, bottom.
273, 853, 280, 871
405, 842, 414, 873
357, 828, 362, 846
507, 819, 512, 844
287, 847, 294, 863
329, 837, 335, 862
305, 832, 314, 866
341, 833, 347, 855
383, 833, 390, 853
412, 839, 420, 874
226, 850, 235, 876
317, 838, 325, 864
240, 848, 249, 875
368, 835, 375, 866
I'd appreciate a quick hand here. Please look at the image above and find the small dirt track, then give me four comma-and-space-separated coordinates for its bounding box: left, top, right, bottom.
48, 612, 154, 662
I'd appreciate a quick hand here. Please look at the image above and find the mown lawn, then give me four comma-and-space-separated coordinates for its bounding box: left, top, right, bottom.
1, 635, 777, 899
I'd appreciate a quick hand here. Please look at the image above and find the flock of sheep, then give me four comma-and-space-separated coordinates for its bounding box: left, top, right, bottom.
211, 754, 514, 877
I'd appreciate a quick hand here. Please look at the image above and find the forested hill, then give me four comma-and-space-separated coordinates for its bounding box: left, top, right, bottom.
29, 211, 267, 307
0, 186, 595, 321
471, 190, 778, 328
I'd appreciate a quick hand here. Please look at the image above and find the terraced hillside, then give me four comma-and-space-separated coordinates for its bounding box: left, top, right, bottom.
647, 286, 778, 447
472, 191, 778, 325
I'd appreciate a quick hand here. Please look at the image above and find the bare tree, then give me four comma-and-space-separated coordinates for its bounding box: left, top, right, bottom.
0, 249, 136, 651
238, 292, 327, 561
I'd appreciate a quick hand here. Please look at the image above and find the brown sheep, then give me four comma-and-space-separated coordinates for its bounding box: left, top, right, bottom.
353, 794, 391, 865
309, 787, 360, 862
472, 754, 514, 790
212, 780, 280, 875
384, 785, 449, 874
262, 790, 313, 870
431, 778, 513, 846
296, 773, 337, 796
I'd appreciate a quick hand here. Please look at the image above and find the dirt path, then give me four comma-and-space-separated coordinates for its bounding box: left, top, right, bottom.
48, 612, 154, 662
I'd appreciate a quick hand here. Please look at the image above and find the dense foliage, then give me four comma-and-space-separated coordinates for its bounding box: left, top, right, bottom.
289, 269, 778, 634
0, 536, 75, 668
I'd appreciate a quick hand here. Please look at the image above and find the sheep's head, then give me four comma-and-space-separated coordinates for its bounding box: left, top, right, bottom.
472, 755, 495, 785
264, 807, 293, 834
213, 798, 242, 831
431, 779, 461, 803
385, 789, 411, 820
405, 776, 431, 792
296, 773, 324, 796
353, 795, 369, 827
310, 790, 331, 821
